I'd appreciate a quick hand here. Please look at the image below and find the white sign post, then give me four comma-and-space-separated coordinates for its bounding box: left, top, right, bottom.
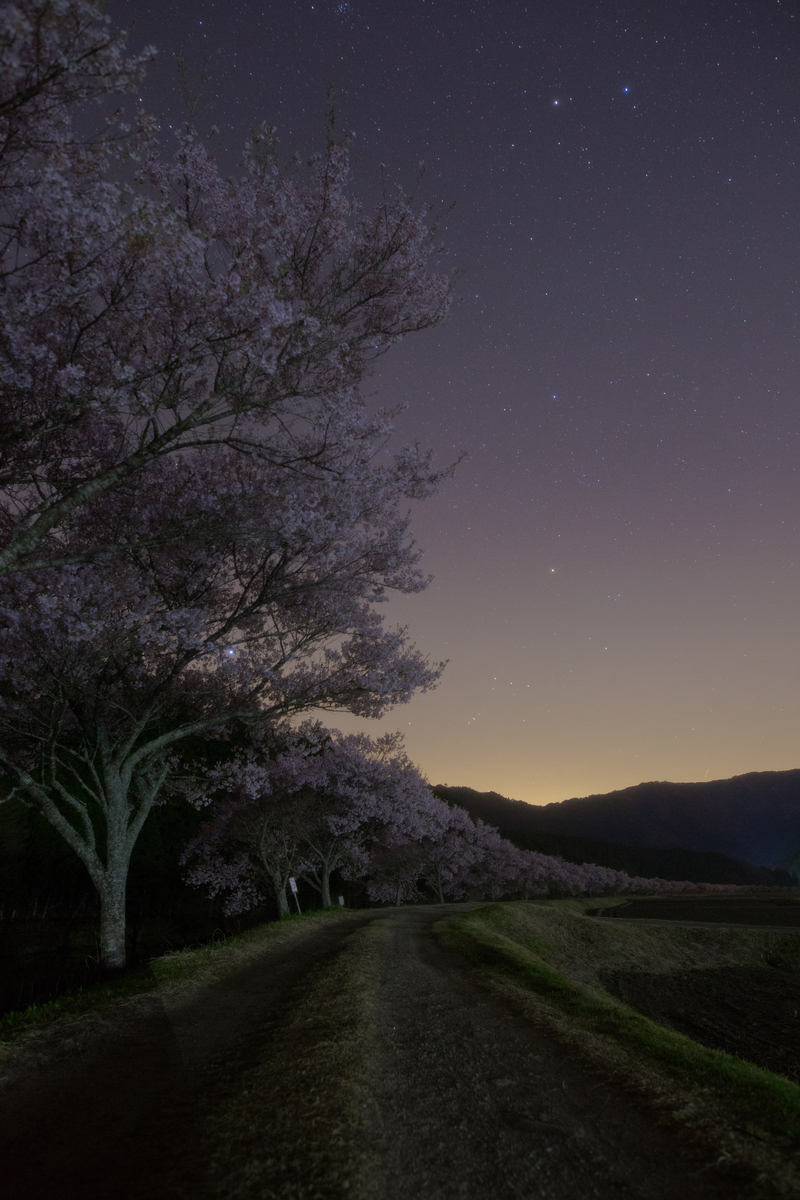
288, 876, 302, 915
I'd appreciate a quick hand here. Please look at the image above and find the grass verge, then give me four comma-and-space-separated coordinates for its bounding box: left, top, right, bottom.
439, 902, 800, 1195
478, 897, 800, 985
0, 908, 355, 1043
206, 917, 387, 1200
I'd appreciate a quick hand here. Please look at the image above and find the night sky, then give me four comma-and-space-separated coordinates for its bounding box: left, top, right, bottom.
117, 0, 800, 805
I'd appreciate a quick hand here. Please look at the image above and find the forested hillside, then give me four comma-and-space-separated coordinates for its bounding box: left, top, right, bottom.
434, 781, 798, 884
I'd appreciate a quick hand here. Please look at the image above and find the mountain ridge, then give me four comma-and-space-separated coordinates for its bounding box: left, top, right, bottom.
433, 768, 800, 877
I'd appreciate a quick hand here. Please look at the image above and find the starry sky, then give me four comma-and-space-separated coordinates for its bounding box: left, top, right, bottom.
117, 0, 800, 806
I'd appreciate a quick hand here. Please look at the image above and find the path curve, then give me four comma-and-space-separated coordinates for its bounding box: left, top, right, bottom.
0, 906, 776, 1198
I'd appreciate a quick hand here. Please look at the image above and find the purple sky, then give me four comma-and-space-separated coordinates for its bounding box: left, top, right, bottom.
117, 0, 800, 804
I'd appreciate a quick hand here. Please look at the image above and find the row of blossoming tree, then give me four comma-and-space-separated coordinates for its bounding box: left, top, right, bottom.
0, 2, 749, 972
0, 0, 457, 969
182, 723, 756, 916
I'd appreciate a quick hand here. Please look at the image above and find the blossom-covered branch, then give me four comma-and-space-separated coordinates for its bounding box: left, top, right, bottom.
0, 1, 454, 577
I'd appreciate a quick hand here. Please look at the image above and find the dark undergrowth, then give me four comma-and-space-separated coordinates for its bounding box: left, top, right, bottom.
0, 908, 353, 1043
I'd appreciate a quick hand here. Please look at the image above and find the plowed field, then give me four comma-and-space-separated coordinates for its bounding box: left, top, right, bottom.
602, 895, 800, 1082
605, 895, 800, 928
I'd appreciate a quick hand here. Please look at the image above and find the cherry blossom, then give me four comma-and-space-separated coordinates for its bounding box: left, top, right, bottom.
0, 442, 447, 966
184, 724, 440, 915
0, 0, 458, 969
0, 1, 453, 578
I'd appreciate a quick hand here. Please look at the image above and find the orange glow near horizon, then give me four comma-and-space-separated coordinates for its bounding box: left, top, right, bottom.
330, 469, 800, 807
119, 0, 800, 805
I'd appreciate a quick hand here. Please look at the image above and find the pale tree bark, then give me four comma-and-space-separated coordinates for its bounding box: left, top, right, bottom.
423, 861, 446, 904
301, 861, 334, 908
0, 742, 166, 971
262, 860, 292, 919
97, 872, 128, 971
300, 831, 358, 910
254, 811, 304, 919
273, 872, 291, 919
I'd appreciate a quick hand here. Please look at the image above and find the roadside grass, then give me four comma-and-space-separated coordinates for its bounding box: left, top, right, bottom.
0, 908, 355, 1043
206, 917, 387, 1200
0, 962, 159, 1041
150, 906, 355, 991
440, 901, 800, 1193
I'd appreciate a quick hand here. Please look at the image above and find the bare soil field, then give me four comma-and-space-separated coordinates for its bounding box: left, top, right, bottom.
603, 895, 800, 929
602, 963, 800, 1084
598, 894, 800, 1086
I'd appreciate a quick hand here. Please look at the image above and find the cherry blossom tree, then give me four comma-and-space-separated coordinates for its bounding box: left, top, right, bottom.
288, 728, 438, 907
367, 834, 427, 906
411, 804, 481, 903
183, 780, 312, 920
0, 0, 456, 970
0, 444, 447, 967
371, 805, 632, 906
0, 0, 452, 578
184, 724, 439, 916
455, 821, 530, 901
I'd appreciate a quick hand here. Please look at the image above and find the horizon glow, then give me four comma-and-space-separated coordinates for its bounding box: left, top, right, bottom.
119, 0, 800, 805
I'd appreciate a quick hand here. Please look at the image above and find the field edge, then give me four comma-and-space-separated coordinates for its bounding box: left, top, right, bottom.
438, 902, 800, 1197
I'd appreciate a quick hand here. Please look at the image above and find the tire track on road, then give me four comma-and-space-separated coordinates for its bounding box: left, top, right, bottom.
0, 912, 373, 1200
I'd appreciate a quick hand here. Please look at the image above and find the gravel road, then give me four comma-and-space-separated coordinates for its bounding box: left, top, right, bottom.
0, 906, 767, 1199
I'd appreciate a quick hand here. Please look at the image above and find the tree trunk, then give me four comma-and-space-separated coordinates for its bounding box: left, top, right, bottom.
269, 868, 290, 918
435, 867, 444, 905
98, 873, 128, 971
320, 863, 332, 908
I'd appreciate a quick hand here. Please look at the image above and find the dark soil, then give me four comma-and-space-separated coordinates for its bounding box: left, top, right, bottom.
598, 894, 800, 1085
604, 894, 800, 928
602, 964, 800, 1083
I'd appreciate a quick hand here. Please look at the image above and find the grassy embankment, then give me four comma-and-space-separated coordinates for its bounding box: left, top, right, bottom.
440, 899, 800, 1193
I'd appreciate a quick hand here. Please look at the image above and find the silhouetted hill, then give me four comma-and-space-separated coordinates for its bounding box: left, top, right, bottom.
433, 771, 800, 881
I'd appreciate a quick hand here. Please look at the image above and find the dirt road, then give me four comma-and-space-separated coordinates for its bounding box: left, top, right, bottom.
364, 907, 735, 1200
0, 906, 765, 1199
0, 911, 377, 1200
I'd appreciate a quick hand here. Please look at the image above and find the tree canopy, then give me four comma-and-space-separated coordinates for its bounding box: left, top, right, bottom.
0, 0, 453, 968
